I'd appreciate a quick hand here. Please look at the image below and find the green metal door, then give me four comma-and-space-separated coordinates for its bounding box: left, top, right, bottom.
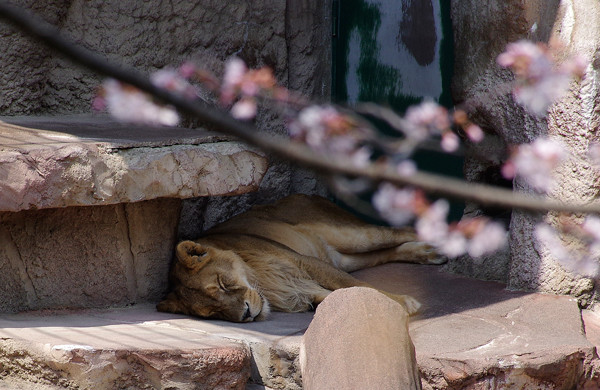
332, 0, 462, 220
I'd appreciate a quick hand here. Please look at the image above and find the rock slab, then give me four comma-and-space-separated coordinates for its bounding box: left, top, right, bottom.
0, 307, 252, 390
300, 287, 421, 390
0, 115, 267, 212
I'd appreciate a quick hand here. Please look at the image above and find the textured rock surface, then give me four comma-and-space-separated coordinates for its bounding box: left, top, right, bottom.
354, 264, 597, 389
301, 287, 421, 390
0, 1, 288, 116
0, 307, 251, 390
450, 1, 600, 303
0, 116, 267, 212
0, 198, 181, 312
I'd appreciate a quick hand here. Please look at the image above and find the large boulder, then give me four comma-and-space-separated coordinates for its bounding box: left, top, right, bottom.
300, 287, 421, 390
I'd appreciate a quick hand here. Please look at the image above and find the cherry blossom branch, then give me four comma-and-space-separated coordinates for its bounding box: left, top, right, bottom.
1, 2, 599, 215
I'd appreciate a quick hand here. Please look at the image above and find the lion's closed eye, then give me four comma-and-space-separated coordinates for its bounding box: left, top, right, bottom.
217, 276, 230, 292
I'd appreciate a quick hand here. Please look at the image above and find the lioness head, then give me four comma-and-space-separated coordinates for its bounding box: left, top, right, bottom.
156, 240, 269, 322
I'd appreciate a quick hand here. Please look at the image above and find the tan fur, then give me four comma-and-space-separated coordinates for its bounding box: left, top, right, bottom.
157, 194, 445, 322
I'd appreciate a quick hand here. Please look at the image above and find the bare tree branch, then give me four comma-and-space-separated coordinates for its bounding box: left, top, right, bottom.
0, 1, 599, 214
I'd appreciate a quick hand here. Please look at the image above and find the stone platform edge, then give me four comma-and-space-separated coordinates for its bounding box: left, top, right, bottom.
0, 114, 268, 212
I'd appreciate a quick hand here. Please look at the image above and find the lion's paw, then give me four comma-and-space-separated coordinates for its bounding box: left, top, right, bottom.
398, 294, 421, 315
425, 254, 448, 265
399, 242, 448, 265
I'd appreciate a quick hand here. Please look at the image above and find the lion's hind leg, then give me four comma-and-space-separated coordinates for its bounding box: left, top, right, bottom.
311, 223, 445, 266
333, 241, 446, 273
290, 251, 422, 315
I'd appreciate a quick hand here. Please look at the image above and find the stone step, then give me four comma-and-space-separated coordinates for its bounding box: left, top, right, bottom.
0, 114, 267, 212
0, 305, 249, 389
1, 264, 599, 389
0, 304, 311, 390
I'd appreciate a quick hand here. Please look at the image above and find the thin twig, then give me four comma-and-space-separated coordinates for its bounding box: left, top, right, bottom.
354, 103, 467, 156
0, 2, 599, 214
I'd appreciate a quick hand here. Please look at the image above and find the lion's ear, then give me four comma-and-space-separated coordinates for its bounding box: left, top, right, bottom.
176, 240, 211, 271
156, 293, 188, 314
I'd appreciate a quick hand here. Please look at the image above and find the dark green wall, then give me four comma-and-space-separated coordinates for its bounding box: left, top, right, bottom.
332, 0, 462, 220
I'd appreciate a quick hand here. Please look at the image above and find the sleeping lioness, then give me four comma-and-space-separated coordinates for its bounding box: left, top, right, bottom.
157, 194, 445, 322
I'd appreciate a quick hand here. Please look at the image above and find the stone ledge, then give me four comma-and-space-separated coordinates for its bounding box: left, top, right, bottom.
0, 114, 268, 212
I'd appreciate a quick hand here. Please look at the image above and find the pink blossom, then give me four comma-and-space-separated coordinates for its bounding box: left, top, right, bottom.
291, 105, 370, 160
178, 61, 197, 78
498, 40, 588, 116
465, 124, 484, 143
497, 40, 550, 79
438, 231, 468, 258
151, 68, 198, 99
582, 216, 600, 242
535, 223, 600, 277
218, 57, 280, 121
288, 105, 374, 167
512, 74, 570, 116
221, 57, 277, 105
221, 57, 248, 105
396, 160, 417, 176
223, 57, 247, 90
441, 132, 460, 152
373, 184, 417, 226
91, 95, 106, 112
467, 221, 507, 258
500, 161, 516, 182
421, 213, 506, 258
293, 106, 332, 148
231, 98, 257, 120
296, 105, 334, 136
503, 137, 567, 192
375, 181, 506, 258
404, 100, 450, 140
404, 100, 461, 152
560, 54, 588, 78
348, 147, 371, 168
588, 143, 600, 167
101, 79, 179, 126
405, 100, 450, 130
416, 200, 450, 244
534, 223, 571, 263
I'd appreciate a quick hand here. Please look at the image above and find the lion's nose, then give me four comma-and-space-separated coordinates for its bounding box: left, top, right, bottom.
241, 302, 252, 321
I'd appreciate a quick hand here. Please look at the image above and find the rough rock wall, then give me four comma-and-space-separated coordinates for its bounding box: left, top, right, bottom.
450, 0, 600, 304
0, 1, 290, 115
